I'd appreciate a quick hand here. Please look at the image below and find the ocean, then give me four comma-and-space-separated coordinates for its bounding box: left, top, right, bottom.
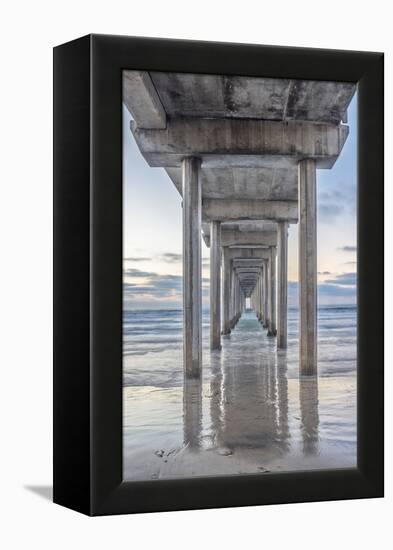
123, 306, 357, 481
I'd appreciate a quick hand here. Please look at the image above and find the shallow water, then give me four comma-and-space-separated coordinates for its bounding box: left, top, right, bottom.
123, 307, 357, 481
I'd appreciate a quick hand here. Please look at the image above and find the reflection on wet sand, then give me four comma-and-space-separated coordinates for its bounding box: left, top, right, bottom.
299, 376, 319, 456
183, 378, 203, 450
183, 332, 295, 458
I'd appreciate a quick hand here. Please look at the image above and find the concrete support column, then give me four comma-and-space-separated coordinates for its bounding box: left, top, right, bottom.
182, 157, 202, 378
298, 159, 317, 375
277, 222, 289, 349
222, 248, 231, 335
263, 261, 269, 328
259, 273, 264, 324
268, 247, 277, 336
210, 221, 221, 350
236, 278, 240, 322
229, 267, 235, 330
235, 276, 239, 324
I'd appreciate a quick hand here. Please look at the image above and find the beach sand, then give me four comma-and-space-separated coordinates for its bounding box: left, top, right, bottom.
123, 311, 357, 481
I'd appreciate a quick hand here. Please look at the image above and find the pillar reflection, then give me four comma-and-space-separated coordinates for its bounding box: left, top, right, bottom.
205, 343, 289, 454
183, 377, 203, 450
276, 351, 290, 452
299, 375, 319, 456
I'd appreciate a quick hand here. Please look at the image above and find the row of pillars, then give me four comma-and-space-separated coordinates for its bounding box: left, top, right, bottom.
182, 157, 317, 378
248, 221, 288, 348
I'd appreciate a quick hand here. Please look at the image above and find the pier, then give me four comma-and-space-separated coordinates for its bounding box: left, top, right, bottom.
124, 71, 355, 377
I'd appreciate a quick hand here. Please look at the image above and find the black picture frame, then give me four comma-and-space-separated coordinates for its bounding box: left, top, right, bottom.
53, 34, 384, 516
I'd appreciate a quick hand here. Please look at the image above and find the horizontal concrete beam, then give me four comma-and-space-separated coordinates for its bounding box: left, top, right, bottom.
164, 155, 303, 169
233, 263, 266, 270
131, 118, 349, 168
228, 248, 272, 261
222, 221, 278, 232
123, 71, 166, 129
233, 261, 269, 268
203, 199, 298, 223
148, 73, 355, 125
204, 230, 277, 247
235, 267, 262, 273
229, 244, 270, 249
165, 166, 298, 201
222, 230, 277, 247
202, 221, 278, 247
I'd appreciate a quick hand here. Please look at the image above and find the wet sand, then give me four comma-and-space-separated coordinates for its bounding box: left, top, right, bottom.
123, 312, 356, 481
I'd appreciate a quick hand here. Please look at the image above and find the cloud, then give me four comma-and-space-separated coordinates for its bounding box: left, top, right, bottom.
344, 261, 357, 265
160, 253, 182, 263
318, 203, 344, 222
319, 190, 347, 202
318, 284, 356, 296
318, 271, 332, 275
124, 268, 157, 278
337, 246, 357, 252
317, 179, 358, 224
123, 268, 182, 300
124, 257, 151, 262
287, 279, 356, 306
324, 272, 356, 286
317, 189, 348, 222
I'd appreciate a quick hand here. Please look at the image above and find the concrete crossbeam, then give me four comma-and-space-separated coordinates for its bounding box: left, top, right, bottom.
148, 72, 355, 125
123, 71, 166, 129
202, 199, 298, 223
204, 230, 277, 247
166, 166, 298, 201
131, 118, 349, 168
235, 267, 262, 273
227, 247, 275, 262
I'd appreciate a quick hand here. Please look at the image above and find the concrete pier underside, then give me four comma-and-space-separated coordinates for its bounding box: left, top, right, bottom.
124, 70, 355, 377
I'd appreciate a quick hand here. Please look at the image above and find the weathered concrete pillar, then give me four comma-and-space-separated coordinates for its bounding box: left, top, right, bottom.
267, 247, 277, 336
182, 157, 202, 378
230, 271, 234, 328
263, 260, 269, 328
222, 248, 231, 334
233, 276, 238, 325
298, 159, 317, 375
235, 277, 239, 324
235, 276, 239, 323
277, 222, 288, 349
210, 221, 221, 350
259, 273, 264, 324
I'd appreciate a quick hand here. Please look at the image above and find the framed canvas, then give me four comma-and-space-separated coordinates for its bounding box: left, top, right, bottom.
53, 34, 384, 516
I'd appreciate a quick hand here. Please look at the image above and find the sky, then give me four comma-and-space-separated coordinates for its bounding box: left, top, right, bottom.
123, 85, 357, 310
